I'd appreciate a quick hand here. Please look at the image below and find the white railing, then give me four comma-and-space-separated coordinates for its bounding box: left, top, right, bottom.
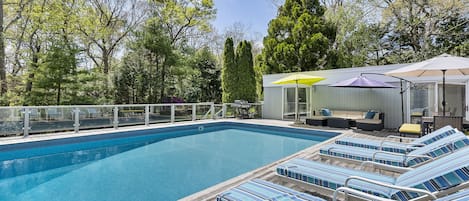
0, 102, 263, 137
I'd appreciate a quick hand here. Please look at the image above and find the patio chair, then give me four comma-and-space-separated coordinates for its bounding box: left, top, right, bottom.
320, 132, 468, 170
277, 146, 469, 201
334, 126, 456, 154
433, 116, 463, 131
216, 179, 326, 201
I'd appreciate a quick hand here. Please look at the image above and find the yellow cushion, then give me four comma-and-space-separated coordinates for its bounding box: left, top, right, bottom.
399, 123, 421, 134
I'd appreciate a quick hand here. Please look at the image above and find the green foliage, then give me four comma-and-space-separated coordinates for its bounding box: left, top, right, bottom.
221, 37, 236, 103
222, 39, 257, 103
27, 41, 78, 105
235, 41, 256, 102
262, 0, 336, 73
192, 47, 221, 102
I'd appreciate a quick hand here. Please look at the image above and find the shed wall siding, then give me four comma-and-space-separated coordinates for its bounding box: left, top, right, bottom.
262, 87, 283, 120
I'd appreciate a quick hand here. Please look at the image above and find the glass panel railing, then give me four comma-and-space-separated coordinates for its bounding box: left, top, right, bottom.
249, 104, 263, 119
174, 105, 192, 122
29, 107, 74, 134
224, 104, 236, 118
0, 108, 23, 137
196, 105, 211, 120
213, 104, 223, 119
0, 102, 261, 137
149, 105, 171, 123
118, 106, 145, 126
79, 106, 113, 130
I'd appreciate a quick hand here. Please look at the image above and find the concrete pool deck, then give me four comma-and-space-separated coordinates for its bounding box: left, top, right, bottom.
0, 118, 398, 201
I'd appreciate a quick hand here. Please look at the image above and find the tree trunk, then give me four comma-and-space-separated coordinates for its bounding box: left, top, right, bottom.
0, 0, 7, 95
160, 61, 166, 103
25, 48, 40, 93
56, 82, 61, 105
103, 50, 109, 74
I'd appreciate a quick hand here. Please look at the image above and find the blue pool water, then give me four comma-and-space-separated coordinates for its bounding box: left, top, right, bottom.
0, 123, 337, 201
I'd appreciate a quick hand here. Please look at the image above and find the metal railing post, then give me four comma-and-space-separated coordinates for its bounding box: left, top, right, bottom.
222, 104, 227, 119
113, 106, 119, 129
210, 103, 215, 119
73, 108, 80, 133
192, 104, 196, 121
23, 108, 30, 137
145, 105, 150, 126
171, 105, 175, 123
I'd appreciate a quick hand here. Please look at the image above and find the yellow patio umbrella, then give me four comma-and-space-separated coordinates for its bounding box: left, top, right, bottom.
272, 73, 325, 122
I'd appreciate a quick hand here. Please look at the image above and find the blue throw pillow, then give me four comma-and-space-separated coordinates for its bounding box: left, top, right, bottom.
321, 108, 331, 116
365, 111, 376, 119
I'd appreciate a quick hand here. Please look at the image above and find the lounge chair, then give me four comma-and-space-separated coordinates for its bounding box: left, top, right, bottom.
320, 132, 469, 169
435, 188, 469, 201
277, 146, 469, 201
335, 125, 456, 154
216, 179, 325, 201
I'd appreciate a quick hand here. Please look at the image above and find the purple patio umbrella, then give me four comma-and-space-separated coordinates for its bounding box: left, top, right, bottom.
329, 76, 396, 88
329, 75, 408, 124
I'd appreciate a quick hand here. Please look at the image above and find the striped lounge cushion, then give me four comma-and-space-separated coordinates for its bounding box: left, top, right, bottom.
278, 147, 469, 201
321, 133, 469, 167
216, 179, 325, 201
276, 158, 396, 198
334, 126, 456, 154
392, 147, 469, 201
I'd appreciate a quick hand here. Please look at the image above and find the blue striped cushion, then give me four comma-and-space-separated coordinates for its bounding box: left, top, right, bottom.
320, 144, 407, 167
415, 126, 456, 145
406, 134, 469, 166
335, 137, 410, 153
276, 158, 395, 198
335, 126, 456, 154
280, 147, 469, 201
216, 179, 325, 201
321, 133, 469, 167
393, 147, 469, 201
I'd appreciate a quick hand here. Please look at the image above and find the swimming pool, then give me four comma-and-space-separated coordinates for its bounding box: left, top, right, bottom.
0, 122, 338, 201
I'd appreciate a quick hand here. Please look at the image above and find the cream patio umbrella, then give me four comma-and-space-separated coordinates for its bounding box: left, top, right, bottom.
272, 73, 325, 122
385, 54, 469, 115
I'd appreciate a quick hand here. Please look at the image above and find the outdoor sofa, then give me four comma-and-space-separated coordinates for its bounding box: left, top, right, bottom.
306, 109, 384, 130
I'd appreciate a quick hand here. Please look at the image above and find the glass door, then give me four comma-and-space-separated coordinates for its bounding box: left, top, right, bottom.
283, 87, 310, 120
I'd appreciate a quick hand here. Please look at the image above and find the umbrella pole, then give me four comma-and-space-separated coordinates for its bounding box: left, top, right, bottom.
400, 80, 405, 124
442, 70, 446, 116
295, 81, 299, 122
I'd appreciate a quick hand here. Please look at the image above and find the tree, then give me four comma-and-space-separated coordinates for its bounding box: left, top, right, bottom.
149, 0, 216, 102
28, 41, 78, 105
235, 41, 256, 102
193, 46, 221, 102
78, 0, 146, 74
262, 0, 336, 73
378, 0, 468, 63
221, 37, 235, 103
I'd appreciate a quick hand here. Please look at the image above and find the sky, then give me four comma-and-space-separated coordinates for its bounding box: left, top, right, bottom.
212, 0, 280, 38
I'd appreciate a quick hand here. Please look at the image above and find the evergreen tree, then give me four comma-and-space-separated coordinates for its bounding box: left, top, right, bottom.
222, 37, 236, 103
262, 0, 336, 73
194, 47, 221, 102
235, 41, 256, 102
28, 41, 78, 105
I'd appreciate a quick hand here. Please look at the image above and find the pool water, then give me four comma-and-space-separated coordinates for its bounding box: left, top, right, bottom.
0, 124, 335, 201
